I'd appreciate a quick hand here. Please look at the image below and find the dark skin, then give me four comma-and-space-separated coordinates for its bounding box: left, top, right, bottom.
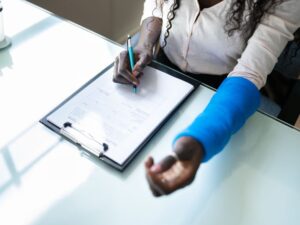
113, 17, 162, 86
145, 137, 204, 196
113, 0, 222, 196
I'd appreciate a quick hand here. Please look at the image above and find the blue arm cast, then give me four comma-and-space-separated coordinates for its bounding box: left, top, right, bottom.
174, 77, 261, 162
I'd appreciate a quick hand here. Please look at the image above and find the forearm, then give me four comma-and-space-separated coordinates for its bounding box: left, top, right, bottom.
136, 17, 162, 51
174, 77, 261, 162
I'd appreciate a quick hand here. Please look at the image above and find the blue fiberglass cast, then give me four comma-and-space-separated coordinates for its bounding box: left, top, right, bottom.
174, 77, 261, 162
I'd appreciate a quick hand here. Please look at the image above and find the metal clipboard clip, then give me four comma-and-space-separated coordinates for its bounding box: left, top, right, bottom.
60, 122, 109, 158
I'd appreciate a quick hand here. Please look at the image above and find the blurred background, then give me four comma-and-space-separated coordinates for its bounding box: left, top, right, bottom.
28, 0, 144, 43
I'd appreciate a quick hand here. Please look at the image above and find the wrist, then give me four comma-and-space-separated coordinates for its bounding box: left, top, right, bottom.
174, 136, 204, 162
135, 42, 154, 53
137, 17, 162, 52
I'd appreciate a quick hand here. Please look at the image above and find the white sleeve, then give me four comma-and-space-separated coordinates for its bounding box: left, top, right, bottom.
228, 0, 300, 89
141, 0, 163, 23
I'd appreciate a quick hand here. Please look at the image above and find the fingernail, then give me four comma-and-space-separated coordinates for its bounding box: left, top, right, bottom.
133, 80, 139, 86
150, 165, 160, 173
132, 71, 138, 77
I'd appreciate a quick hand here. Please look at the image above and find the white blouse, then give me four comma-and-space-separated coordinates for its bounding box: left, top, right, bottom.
141, 0, 300, 88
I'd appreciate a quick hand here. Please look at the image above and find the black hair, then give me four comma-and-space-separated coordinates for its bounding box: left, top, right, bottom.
153, 0, 299, 70
158, 0, 285, 47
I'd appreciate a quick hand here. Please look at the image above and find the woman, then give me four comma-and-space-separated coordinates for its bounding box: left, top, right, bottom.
113, 0, 300, 196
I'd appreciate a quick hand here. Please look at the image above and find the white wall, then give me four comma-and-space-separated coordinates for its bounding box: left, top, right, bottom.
28, 0, 144, 43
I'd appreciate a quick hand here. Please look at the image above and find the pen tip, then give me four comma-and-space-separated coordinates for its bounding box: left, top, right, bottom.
133, 85, 137, 93
128, 34, 131, 39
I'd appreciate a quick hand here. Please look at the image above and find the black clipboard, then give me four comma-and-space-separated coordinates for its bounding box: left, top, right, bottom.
40, 61, 200, 171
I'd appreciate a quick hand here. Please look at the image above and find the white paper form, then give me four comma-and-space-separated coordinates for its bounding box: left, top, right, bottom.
47, 66, 194, 165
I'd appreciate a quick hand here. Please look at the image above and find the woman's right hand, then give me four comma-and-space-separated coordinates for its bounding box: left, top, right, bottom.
113, 46, 153, 86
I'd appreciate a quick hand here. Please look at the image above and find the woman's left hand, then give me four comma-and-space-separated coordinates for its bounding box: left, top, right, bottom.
145, 136, 204, 196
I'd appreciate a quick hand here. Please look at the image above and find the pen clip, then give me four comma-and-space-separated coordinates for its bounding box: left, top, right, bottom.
60, 122, 109, 158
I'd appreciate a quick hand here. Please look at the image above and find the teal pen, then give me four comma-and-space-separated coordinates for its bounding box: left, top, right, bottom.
127, 35, 137, 93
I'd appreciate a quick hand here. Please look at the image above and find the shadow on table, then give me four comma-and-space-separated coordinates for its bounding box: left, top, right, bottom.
0, 123, 63, 194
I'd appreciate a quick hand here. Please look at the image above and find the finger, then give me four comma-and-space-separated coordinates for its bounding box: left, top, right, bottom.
144, 156, 154, 169
160, 163, 194, 191
145, 157, 163, 197
132, 54, 151, 77
146, 172, 162, 197
118, 51, 139, 85
150, 155, 176, 174
132, 63, 144, 76
146, 158, 178, 195
150, 159, 197, 195
113, 57, 130, 84
145, 156, 183, 196
147, 170, 173, 195
138, 52, 152, 65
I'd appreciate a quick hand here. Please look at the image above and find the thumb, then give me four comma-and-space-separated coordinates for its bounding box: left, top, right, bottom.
150, 155, 177, 174
133, 54, 149, 76
144, 156, 154, 169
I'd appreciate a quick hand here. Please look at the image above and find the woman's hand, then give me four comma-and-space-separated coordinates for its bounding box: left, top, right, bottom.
145, 136, 204, 196
113, 17, 162, 86
113, 46, 153, 86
